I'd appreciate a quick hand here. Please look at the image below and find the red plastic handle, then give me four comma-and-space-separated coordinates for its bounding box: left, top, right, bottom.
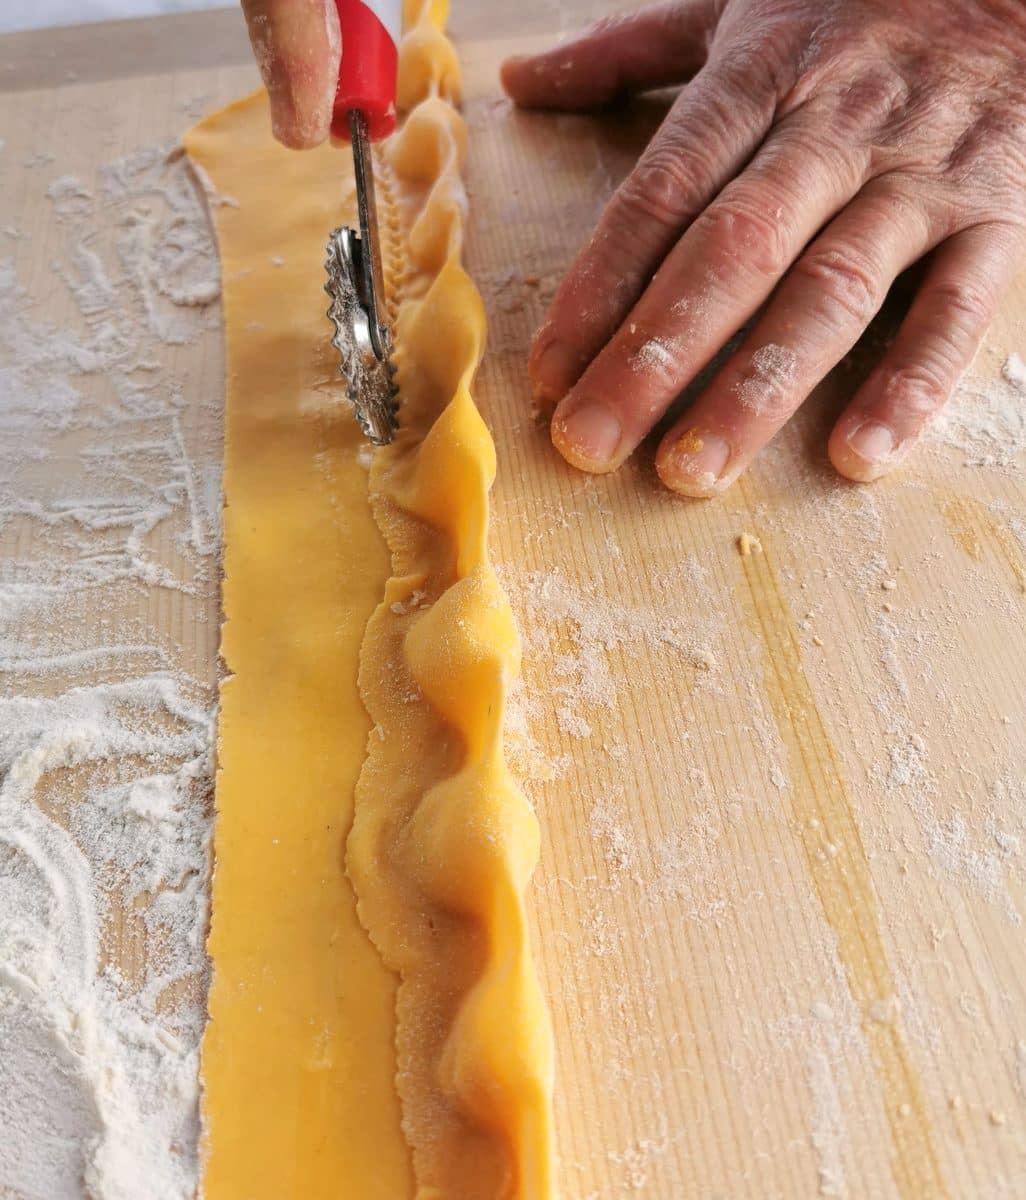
332, 0, 399, 142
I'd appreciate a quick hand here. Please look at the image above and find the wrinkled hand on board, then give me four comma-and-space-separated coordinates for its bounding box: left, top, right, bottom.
502, 0, 1026, 496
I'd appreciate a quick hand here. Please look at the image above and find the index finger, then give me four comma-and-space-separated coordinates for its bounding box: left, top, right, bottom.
528, 57, 778, 411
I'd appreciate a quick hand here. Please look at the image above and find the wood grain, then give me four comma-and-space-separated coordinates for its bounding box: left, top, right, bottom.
3, 4, 1026, 1197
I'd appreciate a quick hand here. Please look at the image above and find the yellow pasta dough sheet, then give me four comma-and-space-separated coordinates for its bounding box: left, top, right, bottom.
184, 3, 554, 1198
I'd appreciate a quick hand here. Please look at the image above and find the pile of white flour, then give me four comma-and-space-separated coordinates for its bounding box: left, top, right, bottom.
0, 141, 221, 1199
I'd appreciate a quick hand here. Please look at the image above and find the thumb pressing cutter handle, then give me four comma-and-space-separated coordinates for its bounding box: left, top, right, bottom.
331, 0, 402, 142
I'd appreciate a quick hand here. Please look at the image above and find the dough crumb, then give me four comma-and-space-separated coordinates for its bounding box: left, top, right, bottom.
1002, 352, 1026, 390
812, 634, 824, 647
881, 578, 898, 591
737, 531, 763, 557
989, 1110, 1007, 1127
390, 588, 427, 615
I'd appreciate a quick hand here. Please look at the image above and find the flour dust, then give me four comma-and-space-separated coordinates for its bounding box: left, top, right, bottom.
1, 138, 221, 1200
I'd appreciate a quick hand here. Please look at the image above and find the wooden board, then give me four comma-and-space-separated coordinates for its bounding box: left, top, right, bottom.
3, 5, 1026, 1197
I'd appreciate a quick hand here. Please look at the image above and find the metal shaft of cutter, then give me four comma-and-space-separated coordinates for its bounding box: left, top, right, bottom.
349, 108, 391, 361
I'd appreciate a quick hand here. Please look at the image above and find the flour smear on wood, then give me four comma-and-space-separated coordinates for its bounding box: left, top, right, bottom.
1, 138, 220, 1200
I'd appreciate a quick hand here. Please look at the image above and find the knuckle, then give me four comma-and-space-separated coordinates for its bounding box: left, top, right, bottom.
755, 124, 870, 197
964, 105, 1026, 156
864, 177, 932, 225
792, 246, 886, 326
943, 112, 1026, 217
834, 68, 912, 135
941, 111, 1026, 194
731, 343, 800, 421
712, 40, 790, 107
618, 150, 703, 232
781, 40, 911, 134
928, 276, 996, 328
883, 363, 952, 412
762, 122, 834, 165
694, 195, 792, 279
625, 332, 688, 408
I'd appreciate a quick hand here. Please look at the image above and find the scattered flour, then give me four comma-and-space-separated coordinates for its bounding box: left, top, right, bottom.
928, 371, 1026, 468
606, 1129, 670, 1192
1, 138, 221, 1199
588, 788, 636, 878
927, 814, 1010, 912
499, 563, 718, 744
806, 1043, 848, 1197
45, 175, 93, 219
630, 336, 679, 377
734, 342, 798, 415
0, 678, 212, 1199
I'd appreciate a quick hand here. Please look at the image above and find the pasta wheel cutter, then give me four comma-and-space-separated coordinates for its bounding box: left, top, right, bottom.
325, 0, 401, 445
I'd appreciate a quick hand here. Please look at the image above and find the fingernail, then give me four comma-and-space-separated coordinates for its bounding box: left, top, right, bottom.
532, 338, 580, 404
665, 430, 731, 492
846, 421, 895, 464
554, 404, 622, 466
